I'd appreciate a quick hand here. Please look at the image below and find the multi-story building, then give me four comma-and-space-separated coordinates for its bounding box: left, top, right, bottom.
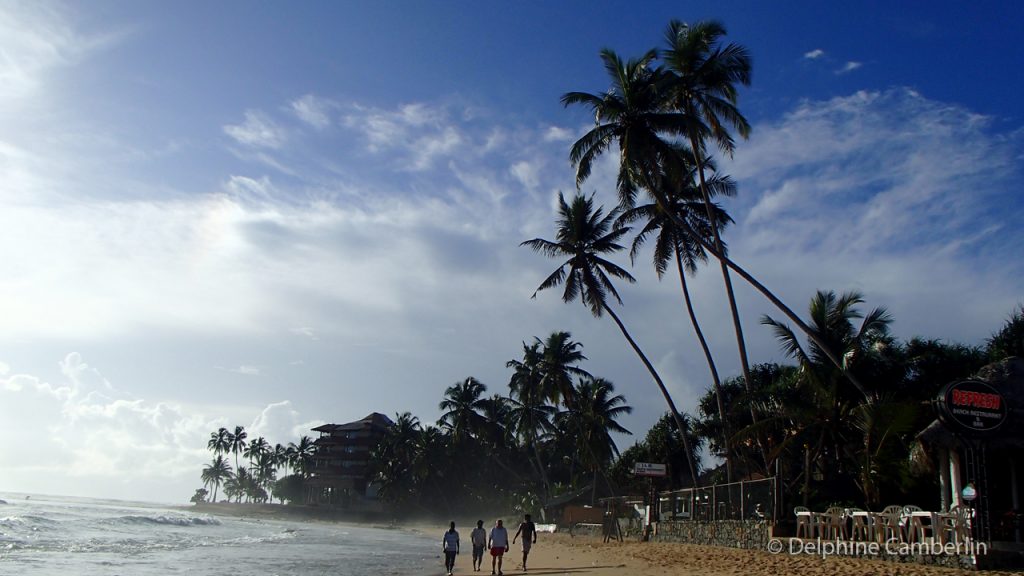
305, 412, 393, 507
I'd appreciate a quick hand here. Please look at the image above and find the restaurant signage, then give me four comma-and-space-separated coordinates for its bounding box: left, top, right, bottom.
936, 379, 1007, 435
634, 462, 667, 477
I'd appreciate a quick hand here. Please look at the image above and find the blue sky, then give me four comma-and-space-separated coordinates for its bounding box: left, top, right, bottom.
1, 1, 1022, 503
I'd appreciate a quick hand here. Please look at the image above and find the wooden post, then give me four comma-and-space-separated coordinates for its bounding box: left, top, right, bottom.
740, 480, 746, 520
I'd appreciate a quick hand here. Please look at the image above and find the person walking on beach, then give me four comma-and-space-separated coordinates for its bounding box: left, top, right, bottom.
442, 521, 460, 576
470, 520, 487, 572
487, 518, 509, 575
512, 514, 537, 571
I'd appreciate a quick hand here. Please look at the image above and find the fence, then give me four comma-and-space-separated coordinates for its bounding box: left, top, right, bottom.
660, 477, 777, 523
602, 477, 777, 524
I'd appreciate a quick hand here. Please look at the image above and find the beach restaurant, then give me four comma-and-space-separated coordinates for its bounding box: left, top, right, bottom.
915, 357, 1024, 547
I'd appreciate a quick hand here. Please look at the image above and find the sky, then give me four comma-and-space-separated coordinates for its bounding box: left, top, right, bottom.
1, 1, 1022, 504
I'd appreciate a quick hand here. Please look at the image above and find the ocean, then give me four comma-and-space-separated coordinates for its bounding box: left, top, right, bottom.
0, 493, 439, 576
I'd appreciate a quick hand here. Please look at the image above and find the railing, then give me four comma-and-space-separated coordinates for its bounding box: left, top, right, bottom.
602, 477, 777, 524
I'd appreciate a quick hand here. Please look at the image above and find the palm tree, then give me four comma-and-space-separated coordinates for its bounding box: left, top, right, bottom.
537, 332, 591, 408
507, 341, 558, 498
201, 455, 232, 502
660, 20, 763, 442
373, 412, 423, 506
289, 436, 315, 478
208, 427, 231, 458
438, 377, 489, 443
254, 451, 277, 497
561, 48, 687, 209
563, 37, 873, 404
229, 426, 247, 472
272, 443, 289, 477
562, 376, 632, 502
760, 290, 892, 502
245, 436, 270, 468
522, 191, 699, 486
619, 164, 737, 480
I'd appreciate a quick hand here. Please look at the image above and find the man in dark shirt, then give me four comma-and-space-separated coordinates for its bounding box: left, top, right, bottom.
511, 514, 537, 571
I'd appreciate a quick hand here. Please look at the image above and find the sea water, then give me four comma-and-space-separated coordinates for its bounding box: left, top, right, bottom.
0, 493, 438, 575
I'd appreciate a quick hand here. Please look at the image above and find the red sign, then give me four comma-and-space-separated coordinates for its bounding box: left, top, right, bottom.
937, 380, 1008, 435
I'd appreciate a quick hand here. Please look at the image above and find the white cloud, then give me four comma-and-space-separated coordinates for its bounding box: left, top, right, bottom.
341, 101, 468, 170
803, 49, 825, 60
249, 400, 323, 443
224, 110, 287, 148
0, 2, 115, 104
290, 94, 334, 129
0, 354, 320, 502
225, 174, 278, 203
723, 87, 1023, 349
510, 160, 540, 190
542, 126, 573, 142
229, 365, 261, 376
836, 61, 863, 74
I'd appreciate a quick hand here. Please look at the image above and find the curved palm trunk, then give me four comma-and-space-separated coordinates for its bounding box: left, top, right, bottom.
601, 302, 700, 488
646, 181, 872, 402
674, 251, 733, 483
688, 132, 768, 473
530, 431, 552, 501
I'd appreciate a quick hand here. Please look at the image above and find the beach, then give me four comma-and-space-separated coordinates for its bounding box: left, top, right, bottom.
504, 533, 1020, 576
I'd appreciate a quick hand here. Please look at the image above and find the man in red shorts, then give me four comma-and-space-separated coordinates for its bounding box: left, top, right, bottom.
487, 518, 509, 575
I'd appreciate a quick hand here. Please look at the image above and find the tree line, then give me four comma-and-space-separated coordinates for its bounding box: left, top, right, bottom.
193, 426, 316, 505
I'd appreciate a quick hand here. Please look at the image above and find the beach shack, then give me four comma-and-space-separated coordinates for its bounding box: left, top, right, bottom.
915, 357, 1024, 547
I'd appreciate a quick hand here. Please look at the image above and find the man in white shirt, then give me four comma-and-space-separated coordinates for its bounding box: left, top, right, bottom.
487, 518, 509, 575
470, 519, 487, 572
442, 521, 460, 576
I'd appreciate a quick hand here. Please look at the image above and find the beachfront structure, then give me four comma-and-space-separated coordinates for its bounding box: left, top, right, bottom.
915, 357, 1024, 547
305, 412, 393, 507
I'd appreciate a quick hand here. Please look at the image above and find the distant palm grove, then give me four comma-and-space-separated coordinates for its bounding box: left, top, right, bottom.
195, 19, 1024, 516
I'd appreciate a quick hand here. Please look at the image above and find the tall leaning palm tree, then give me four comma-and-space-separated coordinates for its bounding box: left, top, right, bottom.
563, 39, 872, 405
661, 20, 766, 459
523, 191, 699, 487
619, 165, 738, 480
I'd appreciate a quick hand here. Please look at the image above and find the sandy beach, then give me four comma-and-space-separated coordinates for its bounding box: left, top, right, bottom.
468, 533, 1021, 576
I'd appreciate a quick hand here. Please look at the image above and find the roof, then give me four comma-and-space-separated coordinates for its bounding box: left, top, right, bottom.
312, 412, 394, 433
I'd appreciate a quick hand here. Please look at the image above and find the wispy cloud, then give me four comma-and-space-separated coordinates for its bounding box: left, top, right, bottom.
290, 94, 335, 130
725, 87, 1022, 347
836, 61, 863, 74
542, 126, 573, 142
341, 102, 469, 171
229, 365, 261, 376
0, 2, 118, 104
224, 110, 287, 149
803, 48, 825, 60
